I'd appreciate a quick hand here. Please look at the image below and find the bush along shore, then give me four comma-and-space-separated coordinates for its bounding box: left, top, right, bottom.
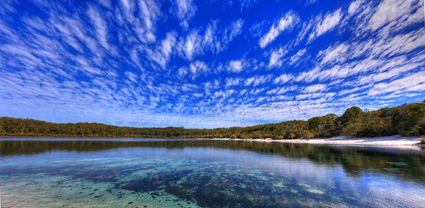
0, 101, 424, 139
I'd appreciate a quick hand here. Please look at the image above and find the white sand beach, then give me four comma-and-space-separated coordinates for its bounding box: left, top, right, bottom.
210, 136, 424, 147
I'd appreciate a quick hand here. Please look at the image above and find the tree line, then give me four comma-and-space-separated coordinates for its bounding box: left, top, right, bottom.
1, 101, 424, 139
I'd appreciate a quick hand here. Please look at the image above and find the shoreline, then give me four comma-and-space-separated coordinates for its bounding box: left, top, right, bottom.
1, 135, 423, 148
209, 136, 424, 148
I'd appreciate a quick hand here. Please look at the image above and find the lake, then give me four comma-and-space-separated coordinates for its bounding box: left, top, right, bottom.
0, 138, 424, 208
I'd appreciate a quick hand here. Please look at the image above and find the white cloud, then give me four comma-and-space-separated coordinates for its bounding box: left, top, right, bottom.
273, 74, 293, 84
215, 19, 244, 52
117, 0, 160, 43
259, 12, 299, 48
268, 47, 287, 68
360, 64, 416, 84
177, 61, 210, 80
308, 9, 342, 42
304, 0, 318, 7
244, 75, 272, 87
348, 0, 362, 15
87, 6, 109, 49
160, 33, 176, 64
297, 12, 425, 84
289, 49, 307, 65
225, 19, 244, 42
189, 60, 208, 78
240, 0, 259, 11
374, 28, 425, 57
228, 59, 244, 73
266, 86, 295, 95
179, 31, 201, 60
177, 66, 187, 78
368, 0, 422, 32
175, 0, 197, 28
319, 43, 349, 65
225, 78, 241, 87
148, 32, 177, 68
178, 19, 244, 60
125, 71, 138, 82
368, 71, 425, 96
303, 84, 326, 93
138, 0, 160, 42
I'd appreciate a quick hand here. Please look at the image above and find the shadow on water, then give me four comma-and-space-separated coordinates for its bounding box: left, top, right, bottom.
1, 139, 424, 183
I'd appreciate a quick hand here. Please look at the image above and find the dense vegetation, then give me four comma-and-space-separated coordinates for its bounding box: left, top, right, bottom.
1, 102, 424, 139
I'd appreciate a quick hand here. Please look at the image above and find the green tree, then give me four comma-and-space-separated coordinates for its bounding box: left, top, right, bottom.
308, 114, 337, 137
303, 130, 314, 139
341, 121, 363, 136
418, 117, 425, 135
1, 102, 424, 139
396, 104, 425, 136
357, 113, 387, 137
339, 106, 363, 125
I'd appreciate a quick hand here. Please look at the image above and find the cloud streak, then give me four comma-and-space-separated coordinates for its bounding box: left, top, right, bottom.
260, 12, 299, 48
0, 0, 423, 128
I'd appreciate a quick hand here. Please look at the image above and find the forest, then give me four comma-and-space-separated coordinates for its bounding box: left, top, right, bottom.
1, 101, 424, 139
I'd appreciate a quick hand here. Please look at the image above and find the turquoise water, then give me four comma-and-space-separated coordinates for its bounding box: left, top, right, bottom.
0, 139, 425, 207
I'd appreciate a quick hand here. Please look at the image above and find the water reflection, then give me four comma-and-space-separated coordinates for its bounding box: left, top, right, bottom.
1, 139, 424, 182
0, 139, 424, 207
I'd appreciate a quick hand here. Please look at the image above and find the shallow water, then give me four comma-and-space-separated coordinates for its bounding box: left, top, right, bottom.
0, 138, 424, 208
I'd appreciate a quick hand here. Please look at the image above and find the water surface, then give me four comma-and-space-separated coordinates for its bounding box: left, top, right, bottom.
1, 138, 424, 207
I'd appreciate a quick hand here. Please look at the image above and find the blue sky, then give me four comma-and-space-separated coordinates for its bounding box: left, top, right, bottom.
0, 0, 424, 128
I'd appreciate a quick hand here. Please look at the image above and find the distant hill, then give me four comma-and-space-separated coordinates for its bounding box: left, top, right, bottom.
1, 102, 424, 139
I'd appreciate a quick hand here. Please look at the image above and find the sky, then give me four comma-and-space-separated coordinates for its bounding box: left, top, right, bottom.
0, 0, 424, 128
